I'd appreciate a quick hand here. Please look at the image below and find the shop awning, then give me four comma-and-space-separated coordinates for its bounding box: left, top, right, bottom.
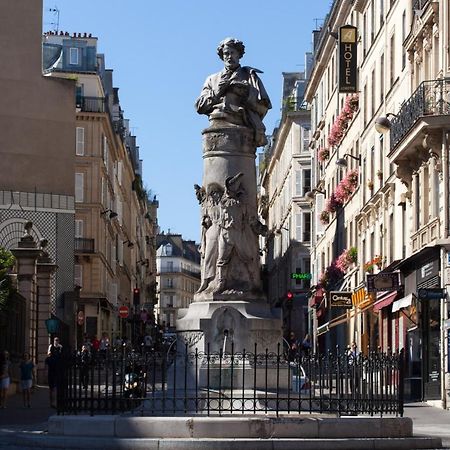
373, 291, 398, 312
392, 293, 415, 313
352, 287, 374, 309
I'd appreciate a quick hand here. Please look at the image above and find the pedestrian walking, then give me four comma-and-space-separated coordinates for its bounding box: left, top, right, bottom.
79, 344, 91, 389
301, 333, 312, 357
20, 353, 35, 408
0, 350, 11, 409
347, 341, 361, 394
46, 342, 63, 408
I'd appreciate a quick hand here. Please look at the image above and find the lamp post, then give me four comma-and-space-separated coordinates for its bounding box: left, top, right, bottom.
45, 316, 60, 341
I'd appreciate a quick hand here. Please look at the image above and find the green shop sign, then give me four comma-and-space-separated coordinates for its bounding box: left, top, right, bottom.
290, 273, 312, 280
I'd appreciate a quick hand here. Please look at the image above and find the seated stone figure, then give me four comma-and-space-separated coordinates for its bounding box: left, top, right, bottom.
195, 37, 272, 147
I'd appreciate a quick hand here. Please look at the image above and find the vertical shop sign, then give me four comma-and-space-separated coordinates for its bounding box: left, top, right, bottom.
339, 25, 358, 93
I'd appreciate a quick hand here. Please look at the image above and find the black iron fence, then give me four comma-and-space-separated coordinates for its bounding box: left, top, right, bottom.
57, 344, 404, 417
390, 78, 450, 151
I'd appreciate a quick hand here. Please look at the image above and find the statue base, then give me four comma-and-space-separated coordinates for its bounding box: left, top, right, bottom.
172, 301, 286, 390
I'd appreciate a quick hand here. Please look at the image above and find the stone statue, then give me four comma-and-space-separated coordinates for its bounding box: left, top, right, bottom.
195, 37, 272, 147
194, 38, 270, 301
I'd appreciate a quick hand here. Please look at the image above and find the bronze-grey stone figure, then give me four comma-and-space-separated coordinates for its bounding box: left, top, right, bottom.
194, 38, 271, 301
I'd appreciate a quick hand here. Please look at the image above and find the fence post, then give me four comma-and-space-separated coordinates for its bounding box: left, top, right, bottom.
398, 349, 405, 417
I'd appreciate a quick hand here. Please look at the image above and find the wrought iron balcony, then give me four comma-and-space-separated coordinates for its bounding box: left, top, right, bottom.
390, 78, 450, 152
76, 96, 107, 113
75, 238, 95, 253
413, 0, 430, 12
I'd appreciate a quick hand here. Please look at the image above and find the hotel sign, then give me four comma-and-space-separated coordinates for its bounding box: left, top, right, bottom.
338, 25, 358, 93
329, 291, 353, 308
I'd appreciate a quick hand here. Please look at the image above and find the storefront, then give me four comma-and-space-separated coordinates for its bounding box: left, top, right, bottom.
397, 247, 442, 401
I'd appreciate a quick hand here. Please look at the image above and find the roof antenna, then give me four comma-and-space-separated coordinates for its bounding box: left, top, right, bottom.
48, 6, 60, 33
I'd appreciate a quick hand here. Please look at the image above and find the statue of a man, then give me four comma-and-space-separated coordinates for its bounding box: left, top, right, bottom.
195, 37, 272, 147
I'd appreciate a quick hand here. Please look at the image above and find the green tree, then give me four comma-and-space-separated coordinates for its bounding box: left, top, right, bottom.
0, 247, 15, 311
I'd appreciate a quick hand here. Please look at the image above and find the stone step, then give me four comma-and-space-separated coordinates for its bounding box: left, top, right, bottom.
10, 434, 443, 450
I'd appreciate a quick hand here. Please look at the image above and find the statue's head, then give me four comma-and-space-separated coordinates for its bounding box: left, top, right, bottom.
217, 38, 245, 66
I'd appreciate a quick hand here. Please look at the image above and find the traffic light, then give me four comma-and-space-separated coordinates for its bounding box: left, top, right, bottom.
286, 291, 294, 300
133, 287, 140, 305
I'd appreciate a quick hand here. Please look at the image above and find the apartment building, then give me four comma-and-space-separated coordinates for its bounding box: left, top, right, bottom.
259, 70, 313, 341
156, 233, 200, 329
43, 31, 158, 346
0, 0, 76, 360
304, 0, 450, 405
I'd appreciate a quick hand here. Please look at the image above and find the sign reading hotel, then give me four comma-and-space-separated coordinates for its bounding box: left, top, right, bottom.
329, 291, 353, 308
338, 25, 358, 93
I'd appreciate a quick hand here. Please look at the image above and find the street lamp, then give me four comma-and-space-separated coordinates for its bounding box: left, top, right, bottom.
305, 188, 326, 201
336, 153, 361, 168
100, 209, 118, 219
45, 316, 60, 339
374, 113, 398, 134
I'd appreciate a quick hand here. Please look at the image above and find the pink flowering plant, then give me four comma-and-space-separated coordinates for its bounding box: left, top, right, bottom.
325, 193, 343, 213
319, 210, 330, 225
336, 247, 358, 272
318, 261, 345, 291
327, 94, 359, 148
318, 147, 330, 162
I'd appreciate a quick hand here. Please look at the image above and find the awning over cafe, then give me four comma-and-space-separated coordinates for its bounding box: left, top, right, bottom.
352, 287, 374, 309
373, 291, 399, 312
392, 293, 415, 313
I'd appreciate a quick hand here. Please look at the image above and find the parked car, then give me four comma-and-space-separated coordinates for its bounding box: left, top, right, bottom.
291, 364, 311, 394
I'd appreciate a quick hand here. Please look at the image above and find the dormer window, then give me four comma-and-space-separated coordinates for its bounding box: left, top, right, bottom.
69, 47, 79, 65
164, 243, 172, 256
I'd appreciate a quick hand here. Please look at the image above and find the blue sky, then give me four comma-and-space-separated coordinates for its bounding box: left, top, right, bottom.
43, 0, 332, 243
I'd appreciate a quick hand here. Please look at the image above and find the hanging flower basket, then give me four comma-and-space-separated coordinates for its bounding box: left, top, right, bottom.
319, 210, 330, 225
318, 147, 330, 162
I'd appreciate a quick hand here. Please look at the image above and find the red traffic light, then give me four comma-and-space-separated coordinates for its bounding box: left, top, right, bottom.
286, 291, 294, 300
133, 288, 140, 294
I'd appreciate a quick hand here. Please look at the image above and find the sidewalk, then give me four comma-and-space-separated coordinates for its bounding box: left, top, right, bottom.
404, 401, 450, 448
0, 384, 53, 432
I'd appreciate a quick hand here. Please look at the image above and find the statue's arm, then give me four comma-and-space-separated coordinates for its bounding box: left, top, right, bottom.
195, 76, 221, 115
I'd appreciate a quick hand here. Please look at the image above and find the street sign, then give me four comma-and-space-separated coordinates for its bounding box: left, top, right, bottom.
417, 288, 446, 300
366, 272, 400, 292
119, 305, 129, 318
77, 310, 84, 326
329, 291, 352, 308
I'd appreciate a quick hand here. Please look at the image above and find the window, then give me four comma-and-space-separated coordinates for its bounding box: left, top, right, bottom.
380, 0, 384, 26
166, 278, 174, 288
303, 212, 311, 242
75, 219, 83, 238
295, 171, 302, 196
302, 169, 311, 196
371, 69, 375, 118
76, 127, 85, 156
69, 47, 79, 65
75, 173, 84, 202
380, 54, 385, 104
164, 243, 173, 256
166, 261, 174, 272
390, 33, 395, 86
402, 11, 406, 70
74, 264, 82, 287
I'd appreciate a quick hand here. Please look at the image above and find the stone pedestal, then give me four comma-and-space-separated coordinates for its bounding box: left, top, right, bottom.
174, 301, 286, 390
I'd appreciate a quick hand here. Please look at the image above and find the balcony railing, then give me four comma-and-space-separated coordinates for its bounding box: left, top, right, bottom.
159, 267, 201, 279
76, 96, 107, 113
75, 238, 95, 253
413, 0, 430, 12
390, 78, 450, 151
